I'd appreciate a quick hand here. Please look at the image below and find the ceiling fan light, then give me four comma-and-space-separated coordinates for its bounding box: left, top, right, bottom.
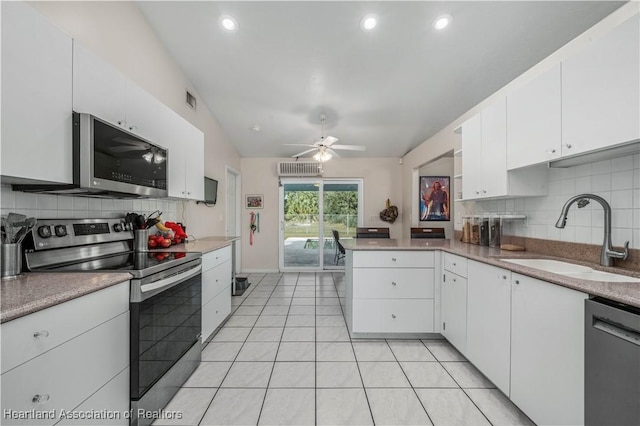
313, 151, 332, 162
142, 152, 153, 163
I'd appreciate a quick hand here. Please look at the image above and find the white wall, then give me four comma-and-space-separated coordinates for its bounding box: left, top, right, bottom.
460, 155, 640, 250
29, 1, 240, 238
240, 157, 403, 272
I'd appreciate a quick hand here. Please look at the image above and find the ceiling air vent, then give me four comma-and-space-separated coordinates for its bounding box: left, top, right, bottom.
186, 90, 197, 110
277, 161, 322, 177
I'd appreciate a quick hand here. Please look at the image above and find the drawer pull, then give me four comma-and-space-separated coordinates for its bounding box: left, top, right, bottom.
391, 281, 397, 286
391, 258, 397, 262
501, 275, 507, 280
32, 394, 50, 404
33, 330, 49, 339
452, 262, 457, 266
391, 314, 396, 319
514, 280, 520, 285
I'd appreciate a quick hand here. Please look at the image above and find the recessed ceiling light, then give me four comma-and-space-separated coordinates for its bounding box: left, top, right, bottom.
250, 125, 261, 133
360, 15, 377, 31
433, 14, 453, 30
220, 15, 238, 31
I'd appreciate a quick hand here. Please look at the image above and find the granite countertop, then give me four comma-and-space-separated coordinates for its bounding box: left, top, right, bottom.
1, 272, 132, 324
343, 238, 640, 308
152, 236, 240, 254
1, 236, 239, 324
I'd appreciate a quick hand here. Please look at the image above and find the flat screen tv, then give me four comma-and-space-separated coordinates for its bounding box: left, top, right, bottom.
203, 177, 218, 204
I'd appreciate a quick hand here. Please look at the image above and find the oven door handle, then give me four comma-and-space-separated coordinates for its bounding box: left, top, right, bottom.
140, 264, 202, 295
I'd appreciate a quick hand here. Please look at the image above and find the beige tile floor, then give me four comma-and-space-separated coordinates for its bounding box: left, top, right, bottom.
153, 272, 535, 426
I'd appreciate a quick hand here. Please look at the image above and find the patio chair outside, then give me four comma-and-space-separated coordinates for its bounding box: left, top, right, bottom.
332, 229, 346, 265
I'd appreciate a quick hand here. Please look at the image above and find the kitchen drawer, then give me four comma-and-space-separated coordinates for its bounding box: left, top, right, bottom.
352, 299, 434, 333
1, 281, 129, 374
202, 259, 231, 304
1, 312, 129, 425
353, 268, 434, 299
353, 251, 434, 268
202, 245, 232, 272
202, 286, 231, 341
57, 367, 129, 425
443, 252, 468, 277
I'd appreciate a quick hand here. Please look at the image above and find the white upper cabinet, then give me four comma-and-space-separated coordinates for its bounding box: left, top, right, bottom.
73, 42, 127, 128
1, 2, 73, 184
480, 98, 508, 198
461, 113, 483, 200
165, 115, 205, 201
462, 98, 545, 200
462, 98, 509, 199
562, 13, 640, 156
507, 64, 562, 169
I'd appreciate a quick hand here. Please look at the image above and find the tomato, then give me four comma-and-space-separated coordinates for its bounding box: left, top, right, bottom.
148, 239, 157, 248
160, 238, 172, 248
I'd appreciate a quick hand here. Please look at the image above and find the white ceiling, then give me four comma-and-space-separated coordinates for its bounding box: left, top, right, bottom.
137, 1, 625, 159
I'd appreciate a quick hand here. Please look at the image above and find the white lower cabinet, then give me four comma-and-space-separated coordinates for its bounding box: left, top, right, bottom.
347, 250, 436, 336
57, 367, 129, 425
201, 246, 233, 341
1, 282, 130, 425
466, 261, 511, 395
510, 273, 587, 426
441, 270, 467, 354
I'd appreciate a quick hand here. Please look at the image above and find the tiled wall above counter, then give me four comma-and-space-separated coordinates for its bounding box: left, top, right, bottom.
0, 185, 178, 222
457, 155, 640, 250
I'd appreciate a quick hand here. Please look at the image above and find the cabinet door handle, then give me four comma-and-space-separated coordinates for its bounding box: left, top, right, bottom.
391, 281, 397, 286
391, 314, 396, 319
474, 191, 480, 195
481, 190, 487, 194
564, 143, 572, 149
129, 125, 137, 131
546, 148, 557, 154
32, 394, 50, 404
33, 330, 49, 339
501, 275, 507, 280
117, 120, 124, 126
391, 258, 397, 262
452, 262, 456, 266
514, 280, 520, 285
187, 192, 192, 195
453, 278, 457, 282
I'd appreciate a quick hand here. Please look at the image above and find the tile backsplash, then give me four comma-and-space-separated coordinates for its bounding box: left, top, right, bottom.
457, 154, 640, 249
1, 185, 178, 222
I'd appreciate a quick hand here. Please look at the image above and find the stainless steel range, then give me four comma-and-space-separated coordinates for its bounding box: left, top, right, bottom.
24, 218, 202, 426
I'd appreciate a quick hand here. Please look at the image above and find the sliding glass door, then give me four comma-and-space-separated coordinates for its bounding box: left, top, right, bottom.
279, 179, 362, 271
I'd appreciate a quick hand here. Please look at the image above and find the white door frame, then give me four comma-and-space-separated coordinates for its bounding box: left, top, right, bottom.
278, 177, 364, 272
225, 165, 241, 273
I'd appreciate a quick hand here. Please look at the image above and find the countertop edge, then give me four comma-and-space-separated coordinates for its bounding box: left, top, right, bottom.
1, 272, 133, 324
345, 239, 640, 308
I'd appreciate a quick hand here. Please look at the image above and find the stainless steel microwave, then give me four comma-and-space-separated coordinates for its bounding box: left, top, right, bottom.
13, 112, 168, 198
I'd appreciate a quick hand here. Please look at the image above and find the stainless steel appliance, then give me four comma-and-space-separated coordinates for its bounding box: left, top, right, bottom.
24, 218, 201, 426
13, 113, 168, 198
585, 298, 640, 426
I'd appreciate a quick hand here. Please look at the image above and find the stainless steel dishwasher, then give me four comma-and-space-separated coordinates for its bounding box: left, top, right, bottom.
585, 297, 640, 426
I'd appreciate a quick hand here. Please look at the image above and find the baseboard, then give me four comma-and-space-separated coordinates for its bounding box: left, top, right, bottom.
240, 268, 281, 274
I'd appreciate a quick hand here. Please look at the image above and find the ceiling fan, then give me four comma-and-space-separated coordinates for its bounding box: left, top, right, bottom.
284, 113, 365, 162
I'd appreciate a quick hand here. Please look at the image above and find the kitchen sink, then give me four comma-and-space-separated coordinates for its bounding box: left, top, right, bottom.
500, 258, 640, 282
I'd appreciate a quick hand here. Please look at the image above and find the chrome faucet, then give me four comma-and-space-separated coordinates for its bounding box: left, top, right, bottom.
555, 194, 629, 267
